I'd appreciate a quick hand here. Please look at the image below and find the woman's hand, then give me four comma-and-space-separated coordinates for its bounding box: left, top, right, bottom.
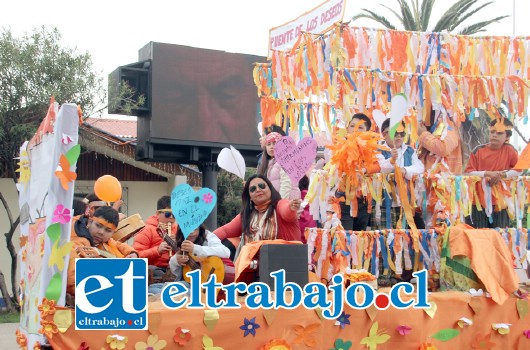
289, 199, 301, 211
417, 122, 428, 135
126, 252, 139, 258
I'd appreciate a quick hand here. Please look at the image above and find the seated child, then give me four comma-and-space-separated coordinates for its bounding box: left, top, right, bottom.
66, 206, 138, 296
148, 224, 230, 295
134, 195, 178, 283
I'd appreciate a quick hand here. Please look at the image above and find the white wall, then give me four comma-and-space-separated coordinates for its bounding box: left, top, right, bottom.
0, 178, 178, 295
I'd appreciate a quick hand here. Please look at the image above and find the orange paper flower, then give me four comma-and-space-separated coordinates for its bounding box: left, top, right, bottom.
293, 323, 320, 347
261, 339, 292, 350
38, 320, 58, 338
54, 154, 77, 190
16, 328, 27, 350
471, 333, 496, 349
33, 342, 41, 350
38, 297, 56, 317
419, 343, 437, 350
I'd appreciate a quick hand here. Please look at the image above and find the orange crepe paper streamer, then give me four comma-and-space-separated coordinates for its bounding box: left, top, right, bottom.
394, 166, 420, 252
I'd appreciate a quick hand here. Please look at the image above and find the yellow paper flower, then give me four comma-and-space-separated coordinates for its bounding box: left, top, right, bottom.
38, 320, 58, 338
106, 335, 129, 350
492, 323, 511, 335
16, 329, 28, 350
135, 334, 167, 350
38, 298, 56, 318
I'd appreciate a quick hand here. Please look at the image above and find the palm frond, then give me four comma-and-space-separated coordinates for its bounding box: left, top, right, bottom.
411, 0, 421, 30
448, 1, 496, 32
381, 4, 404, 24
457, 16, 509, 35
446, 1, 489, 31
397, 0, 419, 30
434, 0, 476, 31
442, 0, 477, 17
351, 10, 398, 30
420, 0, 436, 31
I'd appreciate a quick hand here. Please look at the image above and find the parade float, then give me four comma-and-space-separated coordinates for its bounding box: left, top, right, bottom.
14, 4, 530, 350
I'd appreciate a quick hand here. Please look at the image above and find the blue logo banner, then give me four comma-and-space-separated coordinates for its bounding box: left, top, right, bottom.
75, 258, 148, 330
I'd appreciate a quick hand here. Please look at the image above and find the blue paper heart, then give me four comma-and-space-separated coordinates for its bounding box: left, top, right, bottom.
171, 184, 217, 238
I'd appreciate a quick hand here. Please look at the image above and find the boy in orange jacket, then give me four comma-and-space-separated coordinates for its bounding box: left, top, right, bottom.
66, 206, 138, 296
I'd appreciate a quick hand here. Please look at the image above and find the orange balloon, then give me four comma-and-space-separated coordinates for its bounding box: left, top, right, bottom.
94, 175, 122, 202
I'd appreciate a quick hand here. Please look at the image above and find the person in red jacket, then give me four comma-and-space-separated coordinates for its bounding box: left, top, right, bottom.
133, 195, 177, 282
214, 174, 301, 261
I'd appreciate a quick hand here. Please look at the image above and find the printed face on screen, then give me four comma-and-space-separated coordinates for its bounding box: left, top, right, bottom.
150, 44, 265, 146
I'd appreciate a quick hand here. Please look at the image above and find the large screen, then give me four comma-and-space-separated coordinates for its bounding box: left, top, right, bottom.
139, 42, 265, 148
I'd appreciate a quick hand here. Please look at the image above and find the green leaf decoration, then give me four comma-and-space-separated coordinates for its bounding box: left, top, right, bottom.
46, 223, 61, 243
516, 299, 528, 319
65, 144, 81, 165
45, 272, 63, 301
431, 328, 460, 341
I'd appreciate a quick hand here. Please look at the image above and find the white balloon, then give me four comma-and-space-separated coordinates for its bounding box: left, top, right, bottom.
372, 109, 387, 131
217, 146, 246, 180
389, 94, 408, 130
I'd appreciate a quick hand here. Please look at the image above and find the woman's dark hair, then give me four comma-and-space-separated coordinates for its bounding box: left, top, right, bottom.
73, 197, 88, 216
350, 113, 372, 130
241, 174, 282, 237
175, 224, 206, 247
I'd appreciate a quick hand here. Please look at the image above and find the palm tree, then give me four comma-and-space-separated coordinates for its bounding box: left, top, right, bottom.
351, 0, 508, 35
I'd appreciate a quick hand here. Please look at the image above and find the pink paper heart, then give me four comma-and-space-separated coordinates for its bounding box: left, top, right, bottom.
274, 136, 318, 183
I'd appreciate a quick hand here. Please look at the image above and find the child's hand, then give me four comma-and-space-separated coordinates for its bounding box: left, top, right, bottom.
391, 148, 398, 161
177, 254, 189, 266
158, 241, 171, 254
181, 240, 194, 254
126, 252, 138, 258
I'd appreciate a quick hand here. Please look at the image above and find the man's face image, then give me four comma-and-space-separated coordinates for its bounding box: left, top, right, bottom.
150, 44, 265, 146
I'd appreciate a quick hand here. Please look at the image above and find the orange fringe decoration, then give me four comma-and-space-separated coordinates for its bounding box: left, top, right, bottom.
327, 130, 387, 192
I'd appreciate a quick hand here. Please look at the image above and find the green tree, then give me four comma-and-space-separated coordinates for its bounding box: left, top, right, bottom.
0, 27, 142, 312
351, 0, 508, 35
216, 168, 256, 227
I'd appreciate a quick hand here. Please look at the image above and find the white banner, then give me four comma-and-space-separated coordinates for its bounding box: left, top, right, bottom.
268, 0, 346, 54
